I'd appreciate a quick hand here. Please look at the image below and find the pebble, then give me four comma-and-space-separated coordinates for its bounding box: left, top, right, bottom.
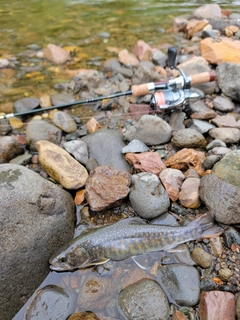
118, 279, 170, 320
189, 100, 217, 120
210, 146, 232, 156
36, 140, 89, 189
122, 114, 172, 146
209, 127, 240, 143
206, 139, 226, 150
171, 128, 207, 148
43, 43, 70, 64
190, 118, 216, 134
8, 117, 24, 129
121, 139, 149, 153
191, 246, 212, 268
63, 139, 88, 165
129, 172, 170, 219
9, 152, 32, 165
159, 168, 185, 202
39, 94, 52, 108
13, 97, 40, 113
125, 151, 166, 175
118, 49, 139, 67
25, 285, 72, 320
199, 174, 240, 224
68, 312, 101, 320
202, 155, 220, 170
26, 119, 62, 151
212, 150, 240, 188
164, 148, 205, 176
0, 136, 24, 163
223, 227, 240, 247
213, 96, 235, 112
199, 291, 236, 320
179, 177, 201, 208
52, 111, 77, 133
85, 166, 130, 211
218, 268, 233, 281
158, 264, 200, 306
212, 114, 240, 128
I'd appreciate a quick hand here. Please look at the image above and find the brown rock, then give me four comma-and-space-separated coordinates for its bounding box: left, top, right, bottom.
159, 168, 185, 202
191, 247, 212, 268
186, 19, 209, 38
39, 94, 52, 108
200, 37, 240, 64
199, 291, 236, 320
164, 148, 205, 176
68, 311, 100, 320
179, 177, 201, 208
125, 152, 166, 175
224, 25, 239, 37
118, 49, 139, 67
86, 117, 101, 133
43, 44, 70, 64
172, 310, 188, 320
36, 140, 88, 189
190, 100, 217, 120
209, 236, 223, 257
85, 166, 131, 211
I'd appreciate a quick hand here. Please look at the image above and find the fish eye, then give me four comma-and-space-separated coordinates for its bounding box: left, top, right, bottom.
59, 256, 67, 263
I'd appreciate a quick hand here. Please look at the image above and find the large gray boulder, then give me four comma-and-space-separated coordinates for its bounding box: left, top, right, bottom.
0, 164, 76, 319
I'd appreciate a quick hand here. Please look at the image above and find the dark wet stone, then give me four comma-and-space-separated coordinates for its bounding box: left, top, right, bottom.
26, 119, 62, 151
223, 227, 240, 248
158, 264, 200, 306
202, 155, 220, 170
122, 139, 149, 154
0, 136, 24, 163
25, 285, 72, 320
200, 279, 217, 292
82, 128, 130, 172
118, 279, 170, 320
13, 97, 40, 113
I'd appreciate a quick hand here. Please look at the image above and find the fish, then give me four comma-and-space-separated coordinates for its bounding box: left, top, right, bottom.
49, 212, 223, 271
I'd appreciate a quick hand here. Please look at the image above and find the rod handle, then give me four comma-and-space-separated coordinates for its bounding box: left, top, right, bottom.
190, 70, 216, 86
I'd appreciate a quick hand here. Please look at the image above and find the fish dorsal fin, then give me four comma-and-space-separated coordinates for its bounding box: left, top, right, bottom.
117, 217, 146, 225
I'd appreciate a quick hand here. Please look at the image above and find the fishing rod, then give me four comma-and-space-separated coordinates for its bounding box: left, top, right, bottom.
0, 47, 216, 120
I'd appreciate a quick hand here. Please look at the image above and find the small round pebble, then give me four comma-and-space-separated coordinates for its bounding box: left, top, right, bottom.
218, 268, 233, 282
191, 247, 212, 268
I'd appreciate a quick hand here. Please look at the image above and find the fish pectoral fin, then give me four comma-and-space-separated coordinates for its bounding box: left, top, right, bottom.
201, 225, 223, 238
84, 258, 110, 267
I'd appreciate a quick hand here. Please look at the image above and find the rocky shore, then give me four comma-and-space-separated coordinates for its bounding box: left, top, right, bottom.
0, 3, 240, 320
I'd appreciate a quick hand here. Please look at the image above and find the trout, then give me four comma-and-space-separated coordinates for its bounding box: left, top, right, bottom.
49, 213, 222, 271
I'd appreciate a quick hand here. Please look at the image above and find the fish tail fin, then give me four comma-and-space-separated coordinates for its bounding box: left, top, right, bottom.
190, 212, 223, 239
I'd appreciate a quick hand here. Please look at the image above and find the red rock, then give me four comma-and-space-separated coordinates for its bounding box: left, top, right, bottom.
125, 152, 166, 175
200, 37, 240, 64
211, 114, 240, 128
43, 44, 70, 64
85, 166, 131, 211
132, 40, 155, 61
118, 49, 139, 67
164, 148, 205, 176
74, 189, 85, 206
199, 291, 236, 320
159, 168, 185, 202
11, 134, 26, 145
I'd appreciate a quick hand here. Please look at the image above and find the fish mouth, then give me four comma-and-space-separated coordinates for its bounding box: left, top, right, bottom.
49, 264, 70, 272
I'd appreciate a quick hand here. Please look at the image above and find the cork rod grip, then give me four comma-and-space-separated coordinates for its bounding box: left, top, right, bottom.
131, 83, 151, 96
190, 70, 216, 86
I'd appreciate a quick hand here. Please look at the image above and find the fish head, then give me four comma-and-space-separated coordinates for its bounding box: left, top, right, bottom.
49, 246, 90, 271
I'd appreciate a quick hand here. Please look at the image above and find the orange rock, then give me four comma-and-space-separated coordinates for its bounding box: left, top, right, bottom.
172, 310, 188, 320
200, 37, 240, 64
74, 189, 85, 206
164, 148, 205, 176
199, 291, 236, 320
186, 19, 209, 38
118, 49, 139, 67
86, 117, 101, 133
125, 152, 166, 175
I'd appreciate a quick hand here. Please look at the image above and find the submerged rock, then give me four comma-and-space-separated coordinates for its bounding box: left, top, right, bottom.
118, 279, 170, 320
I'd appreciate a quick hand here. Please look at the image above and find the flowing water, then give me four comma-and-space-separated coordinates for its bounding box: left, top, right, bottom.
2, 0, 239, 319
